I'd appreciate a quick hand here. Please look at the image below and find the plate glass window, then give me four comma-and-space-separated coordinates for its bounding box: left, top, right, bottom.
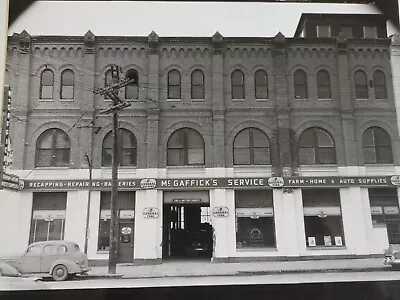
40, 69, 54, 99
254, 70, 268, 99
35, 128, 70, 167
191, 69, 205, 99
233, 128, 270, 165
363, 26, 377, 39
29, 193, 67, 244
235, 190, 276, 249
303, 189, 345, 247
317, 70, 331, 99
354, 70, 369, 99
168, 69, 181, 99
167, 128, 205, 166
102, 128, 137, 167
316, 25, 331, 38
373, 70, 387, 99
60, 69, 74, 99
369, 188, 400, 244
125, 69, 139, 99
298, 127, 336, 165
341, 26, 353, 38
294, 69, 308, 99
231, 70, 245, 99
362, 127, 393, 164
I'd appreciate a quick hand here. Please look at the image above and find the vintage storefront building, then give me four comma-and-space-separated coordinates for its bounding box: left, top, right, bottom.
1, 13, 400, 264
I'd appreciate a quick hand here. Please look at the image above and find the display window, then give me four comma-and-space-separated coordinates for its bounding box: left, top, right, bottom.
29, 193, 67, 244
235, 190, 276, 249
302, 189, 345, 248
97, 192, 135, 251
369, 188, 400, 244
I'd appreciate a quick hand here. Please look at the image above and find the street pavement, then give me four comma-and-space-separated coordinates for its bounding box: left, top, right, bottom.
88, 257, 391, 279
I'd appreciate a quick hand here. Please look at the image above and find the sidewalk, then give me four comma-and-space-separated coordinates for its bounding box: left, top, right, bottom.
88, 257, 390, 279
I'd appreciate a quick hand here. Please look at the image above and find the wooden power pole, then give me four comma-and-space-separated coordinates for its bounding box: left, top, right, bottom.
93, 65, 133, 274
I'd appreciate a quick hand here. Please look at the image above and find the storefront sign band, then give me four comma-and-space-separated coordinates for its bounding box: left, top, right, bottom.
20, 175, 400, 191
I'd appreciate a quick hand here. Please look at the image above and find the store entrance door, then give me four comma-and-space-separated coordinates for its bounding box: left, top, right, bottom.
118, 222, 134, 263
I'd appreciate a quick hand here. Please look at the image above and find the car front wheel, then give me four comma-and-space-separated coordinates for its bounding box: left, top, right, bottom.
52, 264, 69, 281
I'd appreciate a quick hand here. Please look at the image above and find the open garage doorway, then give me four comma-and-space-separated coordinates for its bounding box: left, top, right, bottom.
162, 191, 213, 260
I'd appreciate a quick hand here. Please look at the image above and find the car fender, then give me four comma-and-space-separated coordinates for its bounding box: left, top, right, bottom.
49, 259, 80, 275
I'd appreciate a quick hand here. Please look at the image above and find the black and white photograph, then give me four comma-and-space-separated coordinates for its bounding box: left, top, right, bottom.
1, 0, 400, 299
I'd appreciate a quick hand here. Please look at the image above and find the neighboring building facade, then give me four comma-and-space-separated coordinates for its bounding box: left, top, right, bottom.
1, 13, 400, 264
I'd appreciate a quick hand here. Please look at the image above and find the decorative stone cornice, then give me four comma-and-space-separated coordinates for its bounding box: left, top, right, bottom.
212, 31, 223, 54
273, 32, 286, 55
84, 30, 95, 54
18, 30, 31, 54
148, 31, 159, 54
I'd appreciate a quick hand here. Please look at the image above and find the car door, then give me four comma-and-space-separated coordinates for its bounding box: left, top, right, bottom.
18, 245, 43, 274
41, 244, 67, 273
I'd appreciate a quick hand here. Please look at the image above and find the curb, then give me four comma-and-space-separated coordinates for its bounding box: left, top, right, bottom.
84, 267, 392, 280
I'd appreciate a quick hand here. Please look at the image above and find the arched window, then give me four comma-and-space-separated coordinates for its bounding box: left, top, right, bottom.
125, 69, 139, 99
317, 70, 331, 99
294, 69, 308, 99
298, 127, 336, 164
60, 69, 74, 99
35, 128, 70, 167
373, 70, 387, 99
233, 128, 270, 165
362, 127, 393, 164
354, 70, 368, 99
40, 69, 54, 99
168, 69, 181, 99
167, 128, 205, 166
102, 129, 137, 167
254, 70, 268, 99
231, 69, 245, 99
191, 69, 204, 99
104, 69, 113, 100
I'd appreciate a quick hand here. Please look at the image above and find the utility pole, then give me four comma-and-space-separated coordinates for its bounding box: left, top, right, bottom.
83, 153, 92, 255
93, 65, 133, 274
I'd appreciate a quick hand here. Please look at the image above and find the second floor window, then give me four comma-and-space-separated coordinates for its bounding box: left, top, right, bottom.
233, 128, 270, 165
316, 25, 331, 38
373, 70, 387, 99
317, 70, 331, 99
40, 69, 54, 99
61, 69, 74, 99
36, 128, 70, 167
167, 128, 205, 166
294, 69, 308, 99
168, 69, 181, 99
232, 70, 245, 99
254, 70, 268, 99
355, 70, 368, 99
362, 127, 393, 164
102, 129, 137, 167
191, 69, 205, 99
125, 69, 139, 99
298, 127, 336, 165
104, 70, 113, 100
363, 26, 377, 39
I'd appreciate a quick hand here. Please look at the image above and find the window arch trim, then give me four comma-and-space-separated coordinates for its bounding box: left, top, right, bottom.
60, 69, 75, 100
167, 69, 181, 99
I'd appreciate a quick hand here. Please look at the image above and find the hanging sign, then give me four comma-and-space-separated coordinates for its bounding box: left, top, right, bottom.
143, 207, 159, 219
212, 206, 229, 218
